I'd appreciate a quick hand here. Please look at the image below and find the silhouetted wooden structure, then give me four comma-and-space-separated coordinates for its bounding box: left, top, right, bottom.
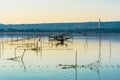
49, 33, 72, 44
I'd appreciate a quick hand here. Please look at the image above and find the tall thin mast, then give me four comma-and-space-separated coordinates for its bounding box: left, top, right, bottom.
98, 18, 101, 28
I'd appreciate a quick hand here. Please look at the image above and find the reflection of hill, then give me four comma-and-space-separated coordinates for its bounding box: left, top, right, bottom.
0, 22, 120, 33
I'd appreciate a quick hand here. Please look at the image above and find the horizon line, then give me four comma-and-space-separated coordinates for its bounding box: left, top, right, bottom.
1, 20, 120, 25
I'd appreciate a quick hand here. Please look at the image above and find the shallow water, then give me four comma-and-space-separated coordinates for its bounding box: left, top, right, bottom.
0, 34, 120, 80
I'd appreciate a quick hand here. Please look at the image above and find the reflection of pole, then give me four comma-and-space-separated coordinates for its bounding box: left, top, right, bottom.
36, 40, 39, 57
75, 51, 77, 68
21, 59, 26, 72
34, 37, 35, 48
40, 38, 42, 59
98, 64, 100, 80
43, 36, 45, 43
75, 51, 77, 80
15, 47, 17, 58
17, 36, 18, 45
98, 36, 101, 80
0, 42, 1, 60
72, 36, 73, 43
109, 39, 111, 61
2, 41, 4, 56
84, 36, 88, 52
98, 36, 101, 61
11, 37, 13, 44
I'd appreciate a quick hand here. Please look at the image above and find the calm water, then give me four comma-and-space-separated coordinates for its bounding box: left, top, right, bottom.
0, 34, 120, 80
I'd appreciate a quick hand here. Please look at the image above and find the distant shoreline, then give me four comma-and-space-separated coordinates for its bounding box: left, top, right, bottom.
0, 22, 120, 35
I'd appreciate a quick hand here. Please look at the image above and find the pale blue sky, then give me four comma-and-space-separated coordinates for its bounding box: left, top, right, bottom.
0, 0, 120, 24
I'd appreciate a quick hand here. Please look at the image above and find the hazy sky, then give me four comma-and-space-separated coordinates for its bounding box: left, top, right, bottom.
0, 0, 120, 24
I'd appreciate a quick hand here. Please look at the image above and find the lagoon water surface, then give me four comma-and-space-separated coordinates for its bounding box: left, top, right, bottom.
0, 34, 120, 80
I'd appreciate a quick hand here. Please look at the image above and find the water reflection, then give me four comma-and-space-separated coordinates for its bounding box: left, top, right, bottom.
0, 34, 120, 80
84, 35, 88, 52
109, 39, 112, 61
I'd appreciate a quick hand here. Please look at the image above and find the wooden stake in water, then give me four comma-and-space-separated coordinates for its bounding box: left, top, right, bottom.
21, 49, 26, 60
75, 50, 77, 80
75, 51, 77, 68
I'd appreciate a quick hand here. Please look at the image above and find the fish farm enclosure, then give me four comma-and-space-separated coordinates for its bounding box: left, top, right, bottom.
0, 33, 120, 80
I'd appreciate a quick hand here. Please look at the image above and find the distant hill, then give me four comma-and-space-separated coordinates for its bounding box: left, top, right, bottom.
0, 21, 120, 33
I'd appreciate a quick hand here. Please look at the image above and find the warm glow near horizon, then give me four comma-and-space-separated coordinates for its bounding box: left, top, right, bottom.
0, 0, 120, 24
